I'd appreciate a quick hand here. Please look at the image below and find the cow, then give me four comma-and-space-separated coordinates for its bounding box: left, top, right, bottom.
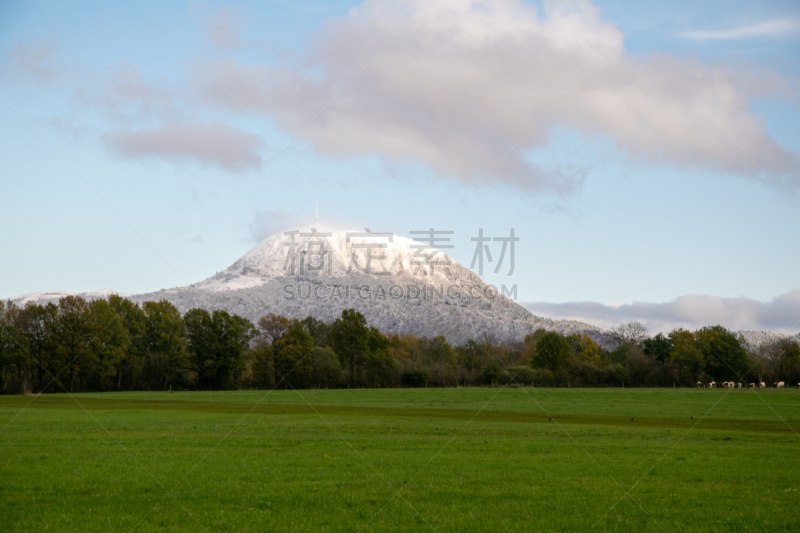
749, 383, 755, 388
737, 383, 742, 388
697, 381, 702, 388
777, 382, 784, 388
709, 381, 716, 388
773, 382, 779, 388
796, 383, 800, 389
759, 382, 766, 389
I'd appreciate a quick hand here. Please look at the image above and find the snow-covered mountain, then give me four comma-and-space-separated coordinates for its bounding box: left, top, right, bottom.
126, 226, 598, 343
8, 228, 798, 346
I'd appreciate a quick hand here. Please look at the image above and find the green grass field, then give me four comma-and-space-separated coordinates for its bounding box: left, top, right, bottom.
1, 387, 799, 531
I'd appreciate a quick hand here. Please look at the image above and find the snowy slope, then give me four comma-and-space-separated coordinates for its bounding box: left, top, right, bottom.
9, 289, 133, 306
131, 226, 600, 343
3, 227, 618, 343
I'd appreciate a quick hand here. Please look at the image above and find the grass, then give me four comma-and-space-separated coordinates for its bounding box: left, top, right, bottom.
1, 387, 799, 531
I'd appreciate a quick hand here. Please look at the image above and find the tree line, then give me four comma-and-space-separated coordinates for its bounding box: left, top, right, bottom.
1, 295, 799, 394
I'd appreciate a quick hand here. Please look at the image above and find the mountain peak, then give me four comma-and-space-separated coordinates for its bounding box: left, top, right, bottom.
195, 227, 477, 293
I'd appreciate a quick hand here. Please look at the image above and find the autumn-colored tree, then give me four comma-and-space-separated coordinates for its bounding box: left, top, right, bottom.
567, 333, 603, 363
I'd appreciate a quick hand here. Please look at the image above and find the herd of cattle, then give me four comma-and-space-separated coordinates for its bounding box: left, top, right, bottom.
696, 381, 797, 388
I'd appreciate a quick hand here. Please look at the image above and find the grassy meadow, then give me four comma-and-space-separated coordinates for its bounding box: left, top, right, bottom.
1, 387, 799, 531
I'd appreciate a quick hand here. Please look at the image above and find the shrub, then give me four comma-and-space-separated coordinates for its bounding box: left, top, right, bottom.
402, 370, 428, 387
501, 366, 536, 385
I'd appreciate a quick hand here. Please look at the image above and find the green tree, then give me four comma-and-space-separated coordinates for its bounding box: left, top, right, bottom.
108, 295, 147, 390
308, 346, 341, 388
85, 299, 130, 390
695, 326, 749, 381
52, 296, 93, 392
643, 333, 673, 363
17, 301, 57, 393
186, 309, 254, 389
301, 316, 330, 346
776, 340, 800, 384
185, 308, 214, 387
364, 327, 394, 386
460, 338, 489, 373
143, 300, 188, 390
273, 320, 314, 388
0, 320, 30, 394
425, 336, 455, 367
669, 329, 703, 384
532, 332, 571, 373
330, 309, 369, 383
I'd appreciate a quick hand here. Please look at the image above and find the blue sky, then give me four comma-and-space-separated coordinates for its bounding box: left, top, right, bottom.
1, 0, 799, 332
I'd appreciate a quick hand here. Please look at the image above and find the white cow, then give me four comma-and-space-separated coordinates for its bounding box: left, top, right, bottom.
777, 381, 785, 388
697, 381, 702, 388
749, 383, 755, 388
759, 382, 766, 389
737, 383, 742, 388
709, 381, 716, 388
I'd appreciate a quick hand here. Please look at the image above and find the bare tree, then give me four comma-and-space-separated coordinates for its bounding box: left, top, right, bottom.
609, 321, 649, 349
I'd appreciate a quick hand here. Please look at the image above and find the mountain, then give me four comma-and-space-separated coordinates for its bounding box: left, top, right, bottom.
123, 226, 598, 344
8, 230, 799, 346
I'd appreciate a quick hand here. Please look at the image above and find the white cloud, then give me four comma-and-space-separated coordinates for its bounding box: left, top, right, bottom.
106, 123, 264, 171
680, 19, 800, 41
199, 0, 799, 191
524, 289, 800, 334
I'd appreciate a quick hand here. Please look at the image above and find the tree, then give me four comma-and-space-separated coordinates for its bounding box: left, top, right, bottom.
52, 296, 93, 392
251, 344, 275, 388
108, 295, 147, 390
0, 320, 30, 394
522, 328, 547, 367
186, 309, 254, 389
669, 329, 703, 384
229, 314, 255, 386
308, 346, 341, 388
460, 339, 487, 373
301, 316, 330, 346
776, 340, 800, 384
273, 320, 314, 388
695, 326, 749, 381
643, 333, 673, 363
185, 308, 214, 387
609, 322, 648, 350
15, 301, 57, 393
256, 313, 290, 345
567, 333, 603, 363
364, 327, 394, 386
85, 299, 129, 391
532, 332, 571, 373
330, 309, 370, 383
143, 300, 188, 390
425, 336, 455, 367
